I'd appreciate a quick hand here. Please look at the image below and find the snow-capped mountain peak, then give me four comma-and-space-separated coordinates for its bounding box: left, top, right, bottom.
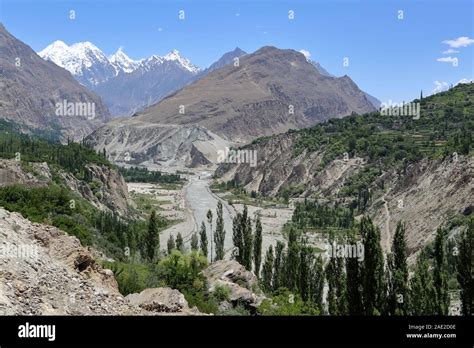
38, 40, 114, 84
38, 41, 201, 88
109, 47, 141, 74
163, 49, 200, 73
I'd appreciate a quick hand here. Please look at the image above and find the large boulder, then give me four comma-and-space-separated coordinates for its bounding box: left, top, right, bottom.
202, 260, 265, 312
126, 288, 200, 315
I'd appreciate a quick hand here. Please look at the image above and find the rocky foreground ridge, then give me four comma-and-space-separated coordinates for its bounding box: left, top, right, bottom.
0, 207, 264, 315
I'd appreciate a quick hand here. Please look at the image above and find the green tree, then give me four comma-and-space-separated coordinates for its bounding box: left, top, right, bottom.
387, 221, 409, 315
273, 241, 285, 291
145, 210, 159, 262
346, 232, 363, 315
286, 227, 300, 291
253, 216, 263, 276
410, 250, 437, 315
457, 219, 473, 315
176, 232, 184, 253
232, 213, 243, 263
325, 239, 347, 316
207, 210, 213, 262
311, 255, 324, 313
433, 227, 450, 315
298, 245, 311, 302
242, 205, 253, 270
167, 235, 176, 255
261, 246, 274, 291
191, 232, 199, 251
214, 201, 226, 261
199, 221, 208, 257
360, 216, 384, 315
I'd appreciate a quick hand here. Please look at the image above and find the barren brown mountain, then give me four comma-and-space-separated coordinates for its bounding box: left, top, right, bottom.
0, 24, 110, 140
136, 46, 376, 142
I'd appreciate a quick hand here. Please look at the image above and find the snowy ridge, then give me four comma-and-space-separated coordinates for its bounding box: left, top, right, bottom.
109, 47, 142, 74
38, 41, 201, 85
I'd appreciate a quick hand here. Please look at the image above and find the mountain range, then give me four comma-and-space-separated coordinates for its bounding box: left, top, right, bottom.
86, 46, 376, 168
38, 41, 203, 116
38, 41, 380, 117
0, 24, 110, 141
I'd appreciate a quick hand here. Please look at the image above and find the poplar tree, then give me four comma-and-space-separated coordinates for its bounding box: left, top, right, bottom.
311, 255, 325, 313
387, 221, 409, 315
346, 232, 363, 315
299, 245, 311, 302
176, 232, 184, 253
199, 221, 208, 257
214, 201, 226, 261
191, 232, 199, 251
242, 205, 253, 270
410, 250, 437, 314
167, 235, 176, 255
286, 227, 299, 291
253, 216, 263, 276
232, 213, 243, 263
360, 216, 384, 315
273, 241, 285, 291
207, 210, 213, 262
457, 219, 473, 315
261, 245, 274, 291
433, 227, 450, 315
145, 210, 159, 262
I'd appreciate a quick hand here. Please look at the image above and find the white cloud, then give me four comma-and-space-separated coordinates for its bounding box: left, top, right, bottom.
442, 36, 474, 48
432, 81, 450, 94
299, 49, 311, 61
442, 48, 459, 54
436, 56, 458, 64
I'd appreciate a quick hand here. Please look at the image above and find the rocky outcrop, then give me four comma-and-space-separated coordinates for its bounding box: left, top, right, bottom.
60, 163, 131, 215
202, 260, 265, 312
0, 208, 141, 315
0, 208, 200, 315
87, 119, 233, 169
0, 159, 51, 188
368, 156, 473, 259
126, 288, 200, 315
0, 158, 131, 215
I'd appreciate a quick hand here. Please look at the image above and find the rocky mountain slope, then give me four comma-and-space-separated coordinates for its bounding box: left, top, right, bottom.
136, 46, 376, 142
215, 83, 473, 257
87, 46, 375, 168
0, 207, 203, 315
0, 158, 131, 216
94, 52, 199, 116
0, 24, 110, 141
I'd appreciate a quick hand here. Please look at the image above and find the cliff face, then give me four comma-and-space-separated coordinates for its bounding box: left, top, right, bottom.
0, 208, 202, 315
86, 119, 233, 168
0, 159, 131, 216
215, 133, 473, 257
0, 208, 139, 315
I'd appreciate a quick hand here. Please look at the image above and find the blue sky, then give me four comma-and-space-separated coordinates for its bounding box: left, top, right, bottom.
0, 0, 472, 103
